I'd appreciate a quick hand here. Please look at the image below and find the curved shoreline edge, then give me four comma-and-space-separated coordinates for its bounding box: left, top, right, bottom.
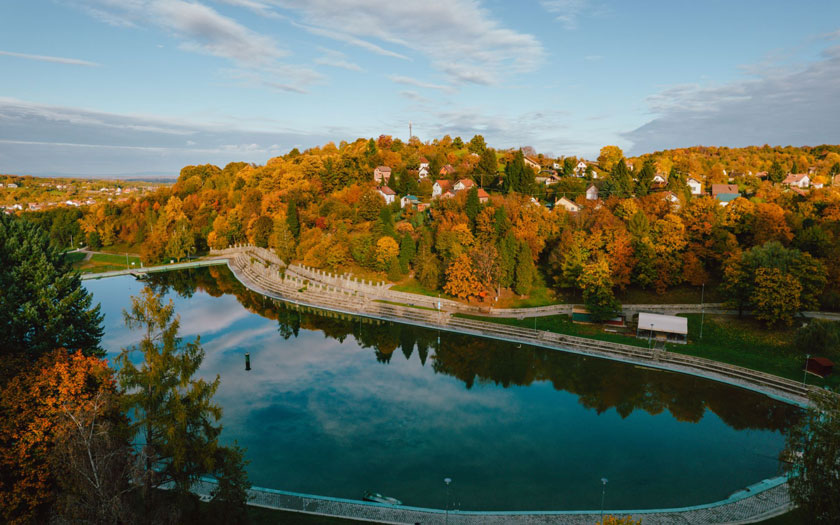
86, 250, 804, 523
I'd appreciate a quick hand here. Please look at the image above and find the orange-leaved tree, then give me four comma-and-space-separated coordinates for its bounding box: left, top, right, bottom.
0, 349, 124, 525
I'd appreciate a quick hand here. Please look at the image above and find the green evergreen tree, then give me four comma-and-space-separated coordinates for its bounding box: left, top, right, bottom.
398, 233, 416, 274
503, 151, 526, 194
468, 134, 486, 154
286, 200, 300, 239
0, 214, 104, 368
768, 161, 785, 183
513, 241, 535, 295
635, 160, 656, 197
116, 288, 249, 515
476, 148, 497, 186
493, 206, 511, 238
465, 186, 480, 227
387, 257, 403, 281
785, 389, 840, 523
497, 231, 517, 288
607, 158, 634, 198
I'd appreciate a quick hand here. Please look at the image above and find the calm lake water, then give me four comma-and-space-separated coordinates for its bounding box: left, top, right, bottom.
85, 267, 799, 511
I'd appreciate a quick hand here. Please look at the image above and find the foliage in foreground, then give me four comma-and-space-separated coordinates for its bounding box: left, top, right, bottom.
784, 389, 840, 523
117, 287, 251, 522
0, 213, 103, 375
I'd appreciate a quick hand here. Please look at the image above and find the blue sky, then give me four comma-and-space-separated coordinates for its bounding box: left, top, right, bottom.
1, 0, 839, 177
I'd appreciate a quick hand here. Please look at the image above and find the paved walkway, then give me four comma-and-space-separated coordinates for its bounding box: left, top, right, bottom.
192, 476, 791, 524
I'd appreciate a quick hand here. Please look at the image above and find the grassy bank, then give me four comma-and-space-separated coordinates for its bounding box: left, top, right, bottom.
670, 314, 840, 390
454, 312, 840, 390
69, 252, 143, 274
454, 313, 649, 348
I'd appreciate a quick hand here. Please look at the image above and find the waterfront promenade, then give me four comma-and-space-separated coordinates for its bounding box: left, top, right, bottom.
94, 245, 808, 523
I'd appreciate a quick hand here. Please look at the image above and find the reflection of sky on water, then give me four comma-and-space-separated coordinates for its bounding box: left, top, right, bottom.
86, 274, 791, 511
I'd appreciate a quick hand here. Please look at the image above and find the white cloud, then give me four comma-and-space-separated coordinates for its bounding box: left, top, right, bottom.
291, 21, 410, 60
72, 0, 321, 91
0, 50, 101, 67
0, 98, 345, 176
623, 44, 840, 154
398, 90, 431, 104
314, 48, 364, 72
540, 0, 599, 29
387, 74, 452, 92
268, 0, 544, 85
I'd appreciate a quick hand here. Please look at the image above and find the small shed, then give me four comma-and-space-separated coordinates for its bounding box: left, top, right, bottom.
806, 357, 834, 378
636, 312, 688, 344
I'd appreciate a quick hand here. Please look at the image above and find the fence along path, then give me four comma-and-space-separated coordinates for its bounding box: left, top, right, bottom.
205, 246, 808, 523
218, 245, 815, 405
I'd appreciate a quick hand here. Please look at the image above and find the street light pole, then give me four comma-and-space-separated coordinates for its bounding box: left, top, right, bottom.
600, 477, 608, 524
700, 282, 705, 340
444, 477, 452, 525
803, 354, 811, 385
648, 323, 654, 349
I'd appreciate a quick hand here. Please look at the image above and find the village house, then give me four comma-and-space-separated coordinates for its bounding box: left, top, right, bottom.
555, 196, 580, 213
585, 184, 599, 200
476, 188, 490, 204
524, 156, 541, 171
574, 161, 588, 177
418, 157, 430, 178
783, 173, 810, 188
432, 179, 452, 199
454, 178, 475, 192
439, 164, 455, 177
400, 195, 420, 209
711, 183, 739, 197
652, 172, 667, 185
374, 166, 391, 184
687, 176, 703, 195
662, 191, 681, 209
377, 186, 396, 205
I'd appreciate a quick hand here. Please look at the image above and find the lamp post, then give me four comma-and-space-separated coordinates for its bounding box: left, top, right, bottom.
648, 323, 654, 349
803, 354, 811, 385
444, 477, 452, 525
700, 282, 705, 340
600, 477, 608, 524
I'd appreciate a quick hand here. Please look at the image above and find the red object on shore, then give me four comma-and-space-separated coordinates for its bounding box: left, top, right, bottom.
806, 357, 834, 378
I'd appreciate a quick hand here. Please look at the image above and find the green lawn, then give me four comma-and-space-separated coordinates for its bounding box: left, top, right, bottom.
391, 278, 455, 299
61, 251, 87, 265
669, 314, 840, 390
455, 312, 840, 390
71, 252, 143, 274
454, 313, 649, 348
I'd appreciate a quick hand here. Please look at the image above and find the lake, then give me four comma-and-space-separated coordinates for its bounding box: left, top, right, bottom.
84, 266, 799, 512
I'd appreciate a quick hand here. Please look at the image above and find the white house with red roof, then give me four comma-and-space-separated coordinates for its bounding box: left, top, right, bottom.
377, 186, 396, 205
454, 178, 475, 192
418, 157, 430, 178
783, 173, 810, 188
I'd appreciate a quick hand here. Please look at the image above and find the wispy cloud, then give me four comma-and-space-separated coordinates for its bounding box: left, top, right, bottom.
314, 47, 364, 72
623, 44, 840, 154
540, 0, 606, 30
398, 90, 431, 104
267, 0, 544, 85
73, 0, 321, 91
291, 21, 410, 60
387, 74, 452, 92
0, 98, 346, 176
0, 50, 101, 67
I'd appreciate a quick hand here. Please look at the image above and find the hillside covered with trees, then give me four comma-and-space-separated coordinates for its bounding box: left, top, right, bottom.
10, 137, 840, 325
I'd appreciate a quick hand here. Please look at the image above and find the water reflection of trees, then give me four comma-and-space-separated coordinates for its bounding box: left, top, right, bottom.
145, 268, 801, 433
